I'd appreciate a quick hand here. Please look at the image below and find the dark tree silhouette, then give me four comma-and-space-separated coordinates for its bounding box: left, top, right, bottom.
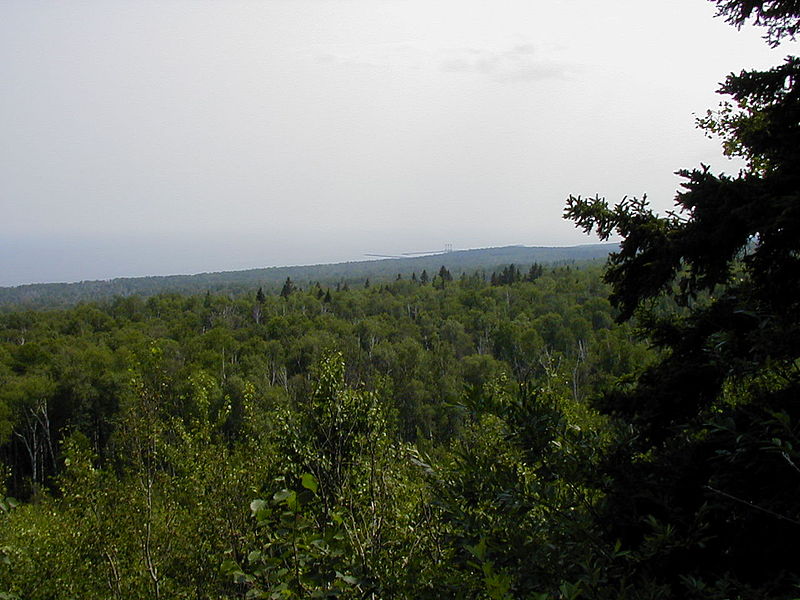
565, 6, 800, 594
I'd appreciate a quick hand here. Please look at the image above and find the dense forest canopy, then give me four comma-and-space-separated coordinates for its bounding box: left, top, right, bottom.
0, 264, 655, 598
1, 1, 799, 598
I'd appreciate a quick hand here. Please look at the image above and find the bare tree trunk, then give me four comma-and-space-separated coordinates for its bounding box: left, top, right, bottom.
571, 339, 588, 403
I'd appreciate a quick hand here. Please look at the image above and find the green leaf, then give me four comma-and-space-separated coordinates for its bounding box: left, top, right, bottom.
273, 489, 293, 503
250, 499, 268, 517
336, 571, 359, 585
275, 489, 298, 510
466, 537, 487, 561
220, 558, 241, 575
301, 472, 318, 494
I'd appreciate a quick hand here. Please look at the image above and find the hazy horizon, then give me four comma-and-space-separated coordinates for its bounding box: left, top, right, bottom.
3, 1, 796, 287
0, 238, 616, 287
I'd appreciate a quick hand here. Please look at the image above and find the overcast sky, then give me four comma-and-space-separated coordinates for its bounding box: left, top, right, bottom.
1, 0, 795, 286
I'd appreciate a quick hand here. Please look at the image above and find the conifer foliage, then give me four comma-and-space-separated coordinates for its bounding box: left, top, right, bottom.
565, 3, 800, 596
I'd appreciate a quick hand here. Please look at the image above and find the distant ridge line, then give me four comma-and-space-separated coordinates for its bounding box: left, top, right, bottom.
0, 243, 618, 308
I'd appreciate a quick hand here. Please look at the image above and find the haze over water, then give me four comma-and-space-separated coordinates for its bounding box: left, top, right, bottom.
1, 0, 794, 286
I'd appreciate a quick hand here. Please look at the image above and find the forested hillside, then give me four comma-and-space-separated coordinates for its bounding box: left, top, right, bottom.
0, 244, 616, 308
0, 264, 652, 598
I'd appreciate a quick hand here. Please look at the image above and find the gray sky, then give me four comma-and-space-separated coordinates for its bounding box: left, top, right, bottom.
1, 0, 794, 286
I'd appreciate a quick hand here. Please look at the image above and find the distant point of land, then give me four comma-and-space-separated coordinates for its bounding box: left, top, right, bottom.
0, 243, 617, 308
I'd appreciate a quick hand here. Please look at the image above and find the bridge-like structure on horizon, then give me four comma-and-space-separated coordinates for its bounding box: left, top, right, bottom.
365, 243, 453, 259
